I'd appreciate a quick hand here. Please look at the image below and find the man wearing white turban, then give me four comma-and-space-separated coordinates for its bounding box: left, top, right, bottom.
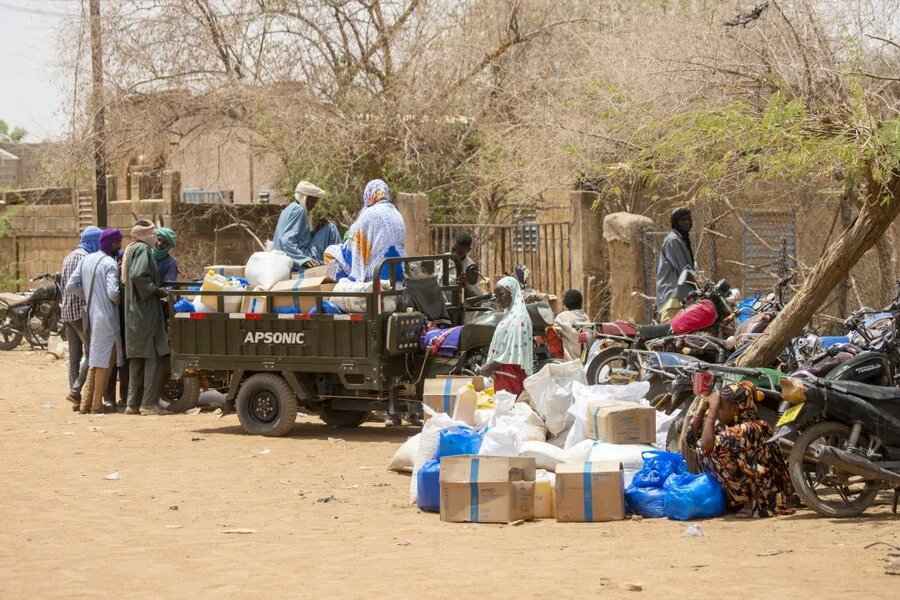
272, 180, 341, 270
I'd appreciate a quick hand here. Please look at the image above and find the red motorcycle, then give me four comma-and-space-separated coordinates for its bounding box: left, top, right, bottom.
582, 274, 739, 385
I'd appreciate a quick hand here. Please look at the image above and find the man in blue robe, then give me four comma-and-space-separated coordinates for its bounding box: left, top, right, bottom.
273, 180, 340, 270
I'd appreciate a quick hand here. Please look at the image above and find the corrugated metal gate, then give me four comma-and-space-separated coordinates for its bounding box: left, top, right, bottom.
742, 211, 797, 295
429, 222, 572, 297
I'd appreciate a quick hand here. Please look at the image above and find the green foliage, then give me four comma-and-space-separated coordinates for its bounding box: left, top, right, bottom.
592, 91, 898, 206
0, 119, 27, 143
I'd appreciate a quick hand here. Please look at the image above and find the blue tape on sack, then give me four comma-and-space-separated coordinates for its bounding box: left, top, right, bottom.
583, 462, 593, 522
443, 378, 453, 414
470, 458, 480, 522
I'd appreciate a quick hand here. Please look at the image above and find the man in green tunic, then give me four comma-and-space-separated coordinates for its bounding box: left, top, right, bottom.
123, 220, 170, 415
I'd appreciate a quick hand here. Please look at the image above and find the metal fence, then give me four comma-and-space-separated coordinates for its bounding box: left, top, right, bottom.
429, 222, 573, 298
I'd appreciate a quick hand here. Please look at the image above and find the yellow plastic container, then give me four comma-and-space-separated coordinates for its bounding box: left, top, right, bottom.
199, 271, 228, 311
534, 472, 556, 519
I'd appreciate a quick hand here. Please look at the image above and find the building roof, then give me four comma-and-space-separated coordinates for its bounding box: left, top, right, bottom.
0, 148, 20, 161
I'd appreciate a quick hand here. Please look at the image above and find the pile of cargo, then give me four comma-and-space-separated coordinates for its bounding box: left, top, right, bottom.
176, 249, 376, 315
389, 361, 726, 524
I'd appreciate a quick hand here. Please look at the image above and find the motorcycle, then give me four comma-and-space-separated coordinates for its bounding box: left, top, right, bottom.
583, 270, 740, 384
0, 273, 65, 350
773, 376, 900, 517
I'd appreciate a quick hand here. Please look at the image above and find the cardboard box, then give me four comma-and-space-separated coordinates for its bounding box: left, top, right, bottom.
241, 286, 268, 314
290, 264, 334, 282
270, 277, 336, 313
422, 376, 486, 416
555, 461, 625, 522
440, 456, 535, 523
586, 400, 656, 444
204, 265, 245, 277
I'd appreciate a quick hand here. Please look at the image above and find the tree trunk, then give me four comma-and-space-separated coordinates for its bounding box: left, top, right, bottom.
735, 179, 900, 368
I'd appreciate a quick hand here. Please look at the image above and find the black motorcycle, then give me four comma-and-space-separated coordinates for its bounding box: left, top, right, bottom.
773, 376, 900, 517
0, 273, 65, 350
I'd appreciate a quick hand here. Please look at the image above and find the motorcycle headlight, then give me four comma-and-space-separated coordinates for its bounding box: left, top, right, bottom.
725, 287, 741, 305
779, 377, 808, 404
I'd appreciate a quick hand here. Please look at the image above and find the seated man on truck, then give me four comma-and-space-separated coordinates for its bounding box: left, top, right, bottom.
273, 180, 341, 270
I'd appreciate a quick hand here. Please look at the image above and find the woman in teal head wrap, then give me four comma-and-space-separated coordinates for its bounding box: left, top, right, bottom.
153, 227, 179, 282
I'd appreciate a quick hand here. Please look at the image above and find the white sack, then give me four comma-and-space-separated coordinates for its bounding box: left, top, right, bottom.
563, 380, 651, 449
245, 250, 293, 290
561, 439, 598, 463
478, 425, 519, 457
520, 441, 564, 471
523, 360, 586, 436
654, 409, 681, 450
588, 442, 652, 473
388, 433, 421, 473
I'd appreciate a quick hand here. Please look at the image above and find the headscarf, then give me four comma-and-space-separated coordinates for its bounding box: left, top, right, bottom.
362, 179, 390, 209
324, 179, 406, 282
99, 228, 123, 257
153, 227, 176, 261
79, 226, 102, 253
670, 208, 694, 267
487, 276, 534, 374
720, 381, 764, 422
131, 221, 157, 246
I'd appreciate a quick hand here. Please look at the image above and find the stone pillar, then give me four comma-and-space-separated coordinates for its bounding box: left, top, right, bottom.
162, 170, 181, 206
105, 175, 117, 205
395, 192, 430, 256
130, 169, 144, 214
603, 212, 654, 323
568, 191, 608, 319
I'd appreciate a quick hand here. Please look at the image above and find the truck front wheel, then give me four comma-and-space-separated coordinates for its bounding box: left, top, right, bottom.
236, 373, 298, 437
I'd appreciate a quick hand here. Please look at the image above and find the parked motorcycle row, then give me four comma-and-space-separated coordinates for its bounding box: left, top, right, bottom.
576, 270, 900, 518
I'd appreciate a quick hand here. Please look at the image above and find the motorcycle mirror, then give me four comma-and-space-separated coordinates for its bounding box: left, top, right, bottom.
677, 268, 692, 287
766, 292, 776, 302
725, 288, 741, 304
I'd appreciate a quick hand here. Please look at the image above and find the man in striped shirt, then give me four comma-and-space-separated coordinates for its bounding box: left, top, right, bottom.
61, 226, 101, 408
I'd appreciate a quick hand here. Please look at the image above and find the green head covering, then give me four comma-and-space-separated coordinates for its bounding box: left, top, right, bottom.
153, 227, 177, 261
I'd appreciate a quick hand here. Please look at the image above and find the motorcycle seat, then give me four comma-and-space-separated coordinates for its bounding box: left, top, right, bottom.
834, 380, 900, 402
637, 323, 673, 341
0, 292, 29, 308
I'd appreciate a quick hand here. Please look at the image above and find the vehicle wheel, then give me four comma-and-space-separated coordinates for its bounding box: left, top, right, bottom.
0, 306, 23, 350
585, 346, 632, 385
788, 421, 880, 518
319, 405, 370, 428
159, 375, 201, 413
236, 373, 298, 437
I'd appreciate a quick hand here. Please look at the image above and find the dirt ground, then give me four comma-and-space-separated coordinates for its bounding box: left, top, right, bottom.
0, 350, 897, 599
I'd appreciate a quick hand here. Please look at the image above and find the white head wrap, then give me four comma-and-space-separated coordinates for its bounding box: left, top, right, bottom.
294, 181, 326, 203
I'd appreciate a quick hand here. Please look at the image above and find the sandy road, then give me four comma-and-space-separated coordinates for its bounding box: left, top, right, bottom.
0, 350, 897, 599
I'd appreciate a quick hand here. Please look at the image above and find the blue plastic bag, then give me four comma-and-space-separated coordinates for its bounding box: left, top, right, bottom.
273, 305, 300, 314
663, 472, 726, 521
173, 298, 195, 313
436, 426, 483, 459
309, 301, 343, 315
416, 458, 441, 512
624, 485, 667, 518
630, 451, 687, 488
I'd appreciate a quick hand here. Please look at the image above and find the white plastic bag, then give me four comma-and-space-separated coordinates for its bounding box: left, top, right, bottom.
245, 250, 293, 290
329, 280, 398, 314
654, 409, 681, 450
520, 441, 564, 471
478, 424, 519, 457
388, 433, 420, 473
561, 439, 597, 463
588, 442, 653, 486
523, 360, 586, 436
192, 296, 216, 313
563, 380, 651, 449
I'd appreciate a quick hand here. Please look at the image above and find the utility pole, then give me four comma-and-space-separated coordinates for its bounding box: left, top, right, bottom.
89, 0, 108, 227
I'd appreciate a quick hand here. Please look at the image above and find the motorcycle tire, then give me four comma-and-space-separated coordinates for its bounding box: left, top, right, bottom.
788, 421, 880, 518
584, 346, 631, 385
0, 305, 23, 350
